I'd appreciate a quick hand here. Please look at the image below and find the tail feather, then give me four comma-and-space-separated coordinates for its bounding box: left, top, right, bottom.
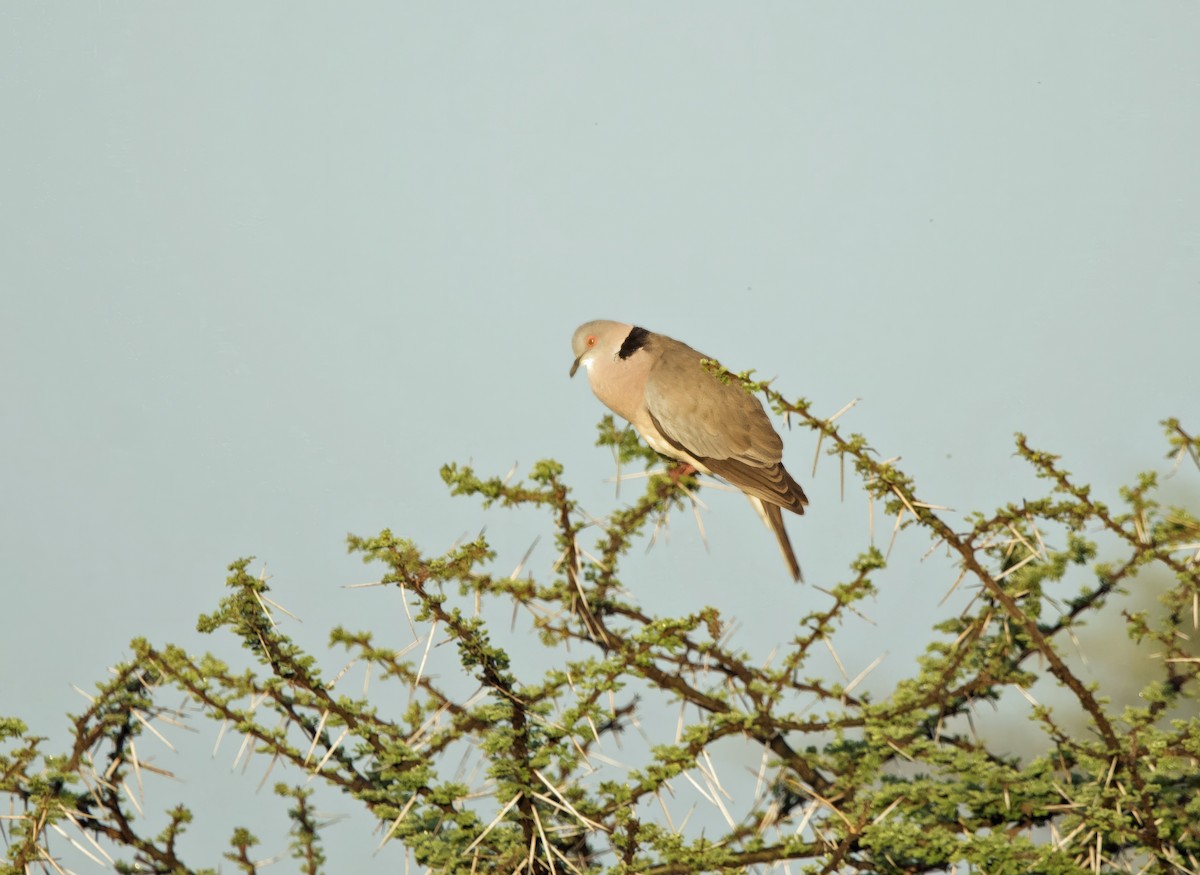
749, 497, 803, 582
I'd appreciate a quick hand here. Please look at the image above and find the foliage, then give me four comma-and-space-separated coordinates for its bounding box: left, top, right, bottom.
3, 387, 1200, 874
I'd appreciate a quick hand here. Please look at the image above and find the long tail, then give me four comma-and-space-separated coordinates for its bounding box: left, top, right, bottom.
748, 496, 803, 582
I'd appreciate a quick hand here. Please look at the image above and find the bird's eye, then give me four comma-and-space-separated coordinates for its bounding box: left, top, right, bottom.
586, 335, 597, 347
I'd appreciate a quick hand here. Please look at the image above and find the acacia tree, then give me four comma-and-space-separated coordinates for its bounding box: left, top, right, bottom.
3, 376, 1199, 875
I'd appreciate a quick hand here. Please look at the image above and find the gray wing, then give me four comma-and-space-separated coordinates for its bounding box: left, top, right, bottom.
643, 337, 807, 514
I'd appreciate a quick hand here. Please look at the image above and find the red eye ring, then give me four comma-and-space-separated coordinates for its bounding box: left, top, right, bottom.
587, 335, 597, 347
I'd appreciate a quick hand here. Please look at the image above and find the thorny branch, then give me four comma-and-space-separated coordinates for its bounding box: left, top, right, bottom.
3, 403, 1199, 874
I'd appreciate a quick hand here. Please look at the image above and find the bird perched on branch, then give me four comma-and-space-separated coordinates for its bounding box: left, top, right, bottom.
569, 320, 808, 581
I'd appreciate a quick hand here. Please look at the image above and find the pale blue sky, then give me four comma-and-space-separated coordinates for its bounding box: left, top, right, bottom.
2, 4, 1198, 869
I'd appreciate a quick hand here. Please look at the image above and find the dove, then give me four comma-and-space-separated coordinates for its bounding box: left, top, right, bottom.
570, 320, 808, 581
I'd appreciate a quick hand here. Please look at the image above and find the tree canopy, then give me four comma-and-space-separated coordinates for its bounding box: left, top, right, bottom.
4, 379, 1199, 875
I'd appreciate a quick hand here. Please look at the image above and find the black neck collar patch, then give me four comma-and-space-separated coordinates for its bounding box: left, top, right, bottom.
618, 326, 650, 360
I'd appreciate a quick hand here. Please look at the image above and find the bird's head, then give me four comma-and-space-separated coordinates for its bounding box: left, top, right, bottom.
569, 320, 633, 378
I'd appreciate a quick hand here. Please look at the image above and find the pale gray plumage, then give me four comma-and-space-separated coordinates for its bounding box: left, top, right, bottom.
570, 320, 808, 581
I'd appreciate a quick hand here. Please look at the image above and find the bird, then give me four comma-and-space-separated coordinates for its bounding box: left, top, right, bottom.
569, 320, 808, 581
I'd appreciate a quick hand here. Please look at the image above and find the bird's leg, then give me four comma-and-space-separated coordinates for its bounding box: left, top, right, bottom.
666, 461, 697, 482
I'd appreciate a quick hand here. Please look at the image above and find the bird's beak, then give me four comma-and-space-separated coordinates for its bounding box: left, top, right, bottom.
569, 355, 582, 378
